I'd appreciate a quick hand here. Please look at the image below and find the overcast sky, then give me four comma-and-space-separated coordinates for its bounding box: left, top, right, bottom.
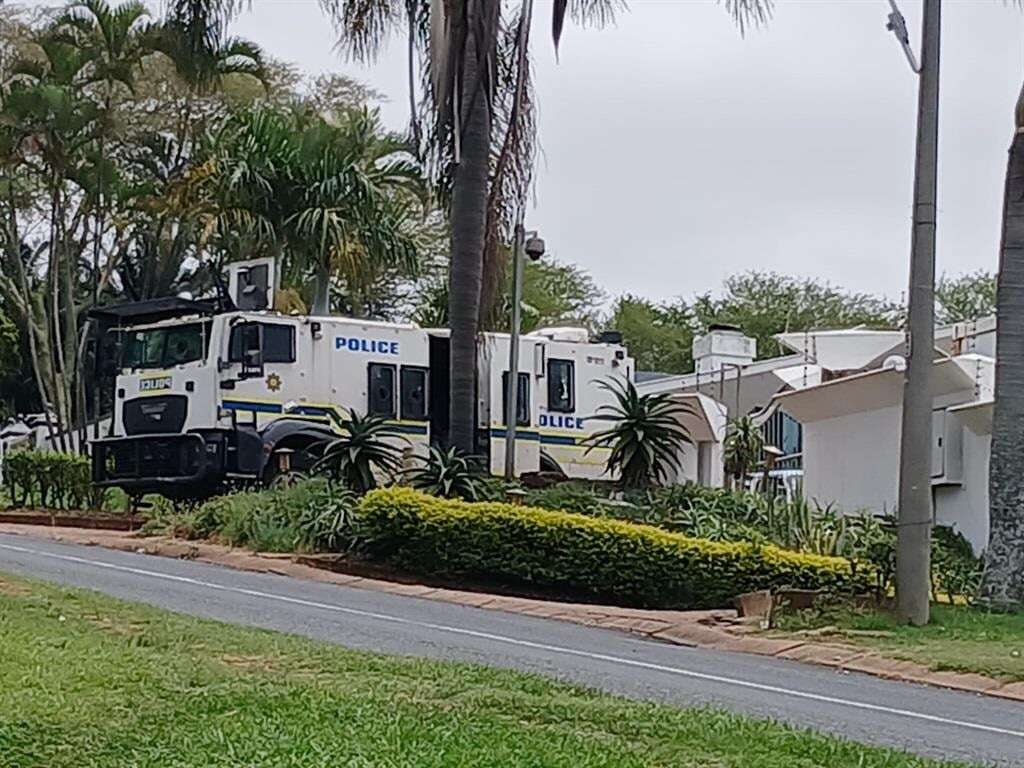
37, 0, 1024, 303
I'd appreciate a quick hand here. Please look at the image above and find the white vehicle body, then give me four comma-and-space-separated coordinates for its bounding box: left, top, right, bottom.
92, 301, 633, 497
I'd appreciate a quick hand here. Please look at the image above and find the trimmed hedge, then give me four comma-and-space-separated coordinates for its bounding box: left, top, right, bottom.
4, 450, 104, 510
357, 488, 874, 610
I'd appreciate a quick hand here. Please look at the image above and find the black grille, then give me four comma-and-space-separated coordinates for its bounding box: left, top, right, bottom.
123, 395, 187, 435
100, 435, 204, 480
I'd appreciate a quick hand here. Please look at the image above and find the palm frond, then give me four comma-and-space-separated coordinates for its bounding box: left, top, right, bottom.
721, 0, 773, 36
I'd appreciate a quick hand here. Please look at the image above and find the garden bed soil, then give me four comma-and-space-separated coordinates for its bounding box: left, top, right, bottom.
0, 509, 144, 531
293, 552, 645, 608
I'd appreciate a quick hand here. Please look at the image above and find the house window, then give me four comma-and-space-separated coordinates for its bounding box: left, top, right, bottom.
228, 323, 295, 364
368, 363, 397, 418
547, 359, 575, 412
400, 366, 428, 421
502, 372, 530, 427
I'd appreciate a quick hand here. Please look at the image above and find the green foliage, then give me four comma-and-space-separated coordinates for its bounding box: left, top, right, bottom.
935, 270, 996, 324
931, 526, 984, 605
619, 485, 981, 603
295, 485, 361, 552
357, 488, 873, 609
523, 481, 608, 516
775, 600, 1024, 682
609, 272, 901, 375
313, 412, 406, 493
172, 479, 347, 552
585, 377, 693, 490
3, 449, 106, 510
609, 296, 695, 374
723, 415, 764, 483
407, 446, 488, 501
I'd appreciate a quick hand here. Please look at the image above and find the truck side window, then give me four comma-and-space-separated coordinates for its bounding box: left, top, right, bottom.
400, 366, 428, 421
228, 323, 295, 364
368, 363, 397, 418
501, 372, 530, 427
228, 323, 260, 363
262, 324, 295, 363
547, 359, 575, 412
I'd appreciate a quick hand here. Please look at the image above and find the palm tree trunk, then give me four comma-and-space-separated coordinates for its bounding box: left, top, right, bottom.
312, 259, 331, 315
982, 121, 1024, 608
447, 0, 496, 453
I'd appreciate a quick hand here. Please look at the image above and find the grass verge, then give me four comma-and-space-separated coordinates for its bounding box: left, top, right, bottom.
774, 602, 1024, 681
0, 572, 979, 768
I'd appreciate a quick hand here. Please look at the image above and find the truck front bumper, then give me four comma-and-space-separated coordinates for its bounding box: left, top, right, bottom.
91, 432, 227, 495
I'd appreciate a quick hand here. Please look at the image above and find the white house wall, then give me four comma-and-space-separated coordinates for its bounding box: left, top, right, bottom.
802, 406, 901, 516
801, 399, 990, 553
933, 427, 990, 552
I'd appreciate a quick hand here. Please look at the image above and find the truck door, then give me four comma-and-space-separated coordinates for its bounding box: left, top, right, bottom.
222, 319, 302, 428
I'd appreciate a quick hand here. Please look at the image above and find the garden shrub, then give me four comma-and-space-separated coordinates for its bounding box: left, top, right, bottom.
4, 449, 106, 511
186, 480, 352, 552
357, 487, 873, 610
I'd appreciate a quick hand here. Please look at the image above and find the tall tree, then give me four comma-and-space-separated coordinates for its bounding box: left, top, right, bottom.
981, 87, 1024, 608
935, 270, 997, 324
203, 105, 425, 315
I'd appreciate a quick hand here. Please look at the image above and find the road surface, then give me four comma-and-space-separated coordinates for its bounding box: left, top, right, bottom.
1, 532, 1022, 766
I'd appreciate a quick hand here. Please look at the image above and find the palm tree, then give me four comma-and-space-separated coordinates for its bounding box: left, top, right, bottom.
981, 85, 1024, 608
585, 377, 693, 491
53, 0, 152, 437
205, 105, 425, 314
723, 415, 764, 490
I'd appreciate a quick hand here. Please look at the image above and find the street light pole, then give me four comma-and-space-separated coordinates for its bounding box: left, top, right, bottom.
896, 0, 941, 626
504, 223, 526, 480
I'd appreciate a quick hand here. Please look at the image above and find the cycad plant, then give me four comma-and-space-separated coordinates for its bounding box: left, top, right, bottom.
313, 412, 406, 493
723, 415, 764, 489
585, 377, 693, 491
408, 446, 488, 501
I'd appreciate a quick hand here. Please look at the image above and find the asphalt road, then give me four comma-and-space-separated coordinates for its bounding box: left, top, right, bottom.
2, 533, 1023, 767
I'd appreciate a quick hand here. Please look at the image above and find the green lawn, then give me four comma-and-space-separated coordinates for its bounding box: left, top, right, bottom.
0, 574, 977, 768
775, 602, 1024, 681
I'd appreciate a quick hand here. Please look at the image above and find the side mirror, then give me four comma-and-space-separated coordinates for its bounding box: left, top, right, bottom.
240, 347, 263, 379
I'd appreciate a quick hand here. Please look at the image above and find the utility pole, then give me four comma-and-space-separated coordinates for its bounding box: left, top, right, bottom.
893, 0, 940, 626
504, 223, 526, 479
504, 225, 545, 479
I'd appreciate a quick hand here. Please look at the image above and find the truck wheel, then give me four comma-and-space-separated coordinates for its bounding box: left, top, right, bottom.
266, 467, 308, 490
263, 447, 315, 489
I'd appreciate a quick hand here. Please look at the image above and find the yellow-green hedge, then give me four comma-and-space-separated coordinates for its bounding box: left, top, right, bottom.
357, 487, 873, 609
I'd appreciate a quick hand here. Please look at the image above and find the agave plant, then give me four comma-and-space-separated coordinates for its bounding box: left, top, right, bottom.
313, 412, 405, 494
408, 446, 488, 501
585, 377, 693, 491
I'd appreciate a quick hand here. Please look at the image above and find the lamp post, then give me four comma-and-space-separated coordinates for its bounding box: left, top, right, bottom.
504, 224, 544, 479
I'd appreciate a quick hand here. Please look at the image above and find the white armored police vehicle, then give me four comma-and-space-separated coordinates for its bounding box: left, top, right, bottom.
90, 258, 634, 498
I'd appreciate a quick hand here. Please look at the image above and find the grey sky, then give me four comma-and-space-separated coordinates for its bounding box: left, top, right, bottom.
228, 0, 1024, 305
37, 0, 1024, 303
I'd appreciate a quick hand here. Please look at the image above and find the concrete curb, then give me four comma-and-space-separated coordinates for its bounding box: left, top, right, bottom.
3, 522, 1022, 703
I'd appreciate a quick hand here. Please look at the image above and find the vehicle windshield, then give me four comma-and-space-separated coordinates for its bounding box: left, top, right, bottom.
120, 323, 210, 370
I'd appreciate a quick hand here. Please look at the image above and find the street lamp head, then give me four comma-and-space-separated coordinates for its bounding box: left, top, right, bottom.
525, 234, 546, 261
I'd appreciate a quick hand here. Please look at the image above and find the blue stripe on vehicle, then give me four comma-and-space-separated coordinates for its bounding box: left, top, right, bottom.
489, 428, 540, 442
223, 400, 282, 414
